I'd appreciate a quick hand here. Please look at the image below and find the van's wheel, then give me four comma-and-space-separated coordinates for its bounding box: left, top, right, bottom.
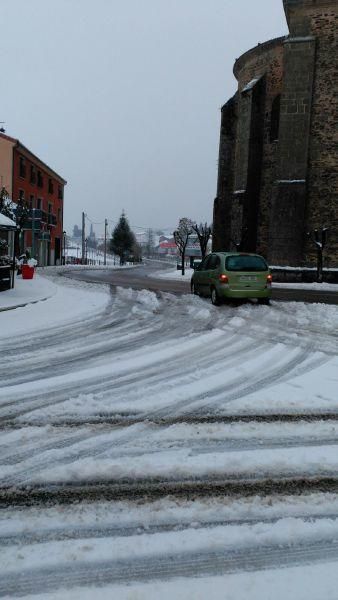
258, 298, 270, 306
191, 282, 198, 295
211, 287, 220, 306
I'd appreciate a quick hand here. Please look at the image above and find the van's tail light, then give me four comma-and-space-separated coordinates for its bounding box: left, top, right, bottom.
219, 274, 229, 283
267, 274, 273, 283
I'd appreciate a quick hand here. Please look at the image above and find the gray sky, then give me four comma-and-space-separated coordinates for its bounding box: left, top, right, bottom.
1, 0, 287, 236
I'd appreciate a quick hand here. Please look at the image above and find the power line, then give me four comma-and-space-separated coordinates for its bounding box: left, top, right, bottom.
82, 213, 176, 234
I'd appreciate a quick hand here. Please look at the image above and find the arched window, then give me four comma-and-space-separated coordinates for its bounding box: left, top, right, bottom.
270, 95, 281, 142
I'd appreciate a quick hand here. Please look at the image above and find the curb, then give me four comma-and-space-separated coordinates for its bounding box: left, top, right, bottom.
0, 296, 50, 313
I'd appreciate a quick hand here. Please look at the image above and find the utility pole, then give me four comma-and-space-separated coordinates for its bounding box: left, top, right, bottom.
81, 212, 86, 264
31, 208, 36, 261
104, 218, 108, 266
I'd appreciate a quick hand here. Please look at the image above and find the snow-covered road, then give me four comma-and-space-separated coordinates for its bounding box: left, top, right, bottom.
1, 272, 338, 598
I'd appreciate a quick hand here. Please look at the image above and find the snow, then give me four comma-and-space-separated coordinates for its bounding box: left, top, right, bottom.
0, 212, 16, 228
65, 244, 118, 265
0, 272, 109, 337
3, 495, 338, 599
242, 78, 260, 92
150, 268, 194, 281
11, 565, 338, 600
14, 441, 338, 485
273, 281, 338, 291
4, 493, 338, 538
151, 267, 338, 290
0, 273, 57, 310
3, 515, 338, 573
277, 179, 306, 184
1, 270, 338, 597
286, 36, 316, 42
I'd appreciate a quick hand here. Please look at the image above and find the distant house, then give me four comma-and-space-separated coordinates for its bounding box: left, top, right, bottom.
0, 132, 67, 266
158, 239, 177, 256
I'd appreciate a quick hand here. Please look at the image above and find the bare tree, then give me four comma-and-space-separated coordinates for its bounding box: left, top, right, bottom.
192, 222, 212, 259
174, 218, 193, 276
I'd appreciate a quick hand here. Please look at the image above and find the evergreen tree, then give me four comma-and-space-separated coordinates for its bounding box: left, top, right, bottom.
110, 211, 136, 264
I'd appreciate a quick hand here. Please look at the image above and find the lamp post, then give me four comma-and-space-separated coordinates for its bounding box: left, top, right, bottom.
62, 230, 67, 265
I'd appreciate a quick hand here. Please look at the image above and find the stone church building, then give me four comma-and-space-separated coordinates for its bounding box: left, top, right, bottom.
213, 0, 337, 267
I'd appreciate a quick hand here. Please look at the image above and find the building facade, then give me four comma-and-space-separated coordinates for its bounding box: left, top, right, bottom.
0, 132, 66, 265
213, 0, 337, 267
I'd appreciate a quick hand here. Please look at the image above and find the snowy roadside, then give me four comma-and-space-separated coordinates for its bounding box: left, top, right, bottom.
0, 274, 57, 311
51, 263, 141, 272
150, 267, 338, 291
149, 267, 193, 281
0, 273, 109, 339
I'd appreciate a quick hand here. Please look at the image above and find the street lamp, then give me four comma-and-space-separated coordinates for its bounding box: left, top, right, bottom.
63, 230, 67, 265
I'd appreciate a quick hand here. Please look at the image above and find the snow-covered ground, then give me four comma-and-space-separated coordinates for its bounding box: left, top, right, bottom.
0, 273, 57, 310
150, 267, 338, 291
2, 495, 338, 599
0, 273, 109, 338
1, 272, 338, 598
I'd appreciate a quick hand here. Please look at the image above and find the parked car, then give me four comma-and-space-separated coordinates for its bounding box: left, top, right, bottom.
191, 252, 272, 305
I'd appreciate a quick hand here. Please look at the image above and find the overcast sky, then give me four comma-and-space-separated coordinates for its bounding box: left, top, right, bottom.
1, 0, 287, 236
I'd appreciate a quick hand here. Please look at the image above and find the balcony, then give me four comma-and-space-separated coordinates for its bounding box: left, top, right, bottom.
18, 208, 48, 230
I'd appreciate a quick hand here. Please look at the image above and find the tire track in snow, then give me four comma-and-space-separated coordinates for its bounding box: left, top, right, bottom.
2, 512, 338, 547
1, 539, 338, 597
150, 344, 315, 420
0, 332, 257, 421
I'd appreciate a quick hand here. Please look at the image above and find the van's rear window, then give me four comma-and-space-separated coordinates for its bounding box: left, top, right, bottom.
226, 255, 268, 272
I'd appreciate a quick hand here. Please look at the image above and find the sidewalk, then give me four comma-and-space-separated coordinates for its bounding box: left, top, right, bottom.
0, 273, 57, 311
0, 272, 109, 339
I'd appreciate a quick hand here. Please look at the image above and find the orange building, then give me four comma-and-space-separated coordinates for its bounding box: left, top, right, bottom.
0, 132, 66, 265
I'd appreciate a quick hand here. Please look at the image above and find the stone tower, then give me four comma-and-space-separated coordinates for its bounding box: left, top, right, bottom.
213, 0, 338, 267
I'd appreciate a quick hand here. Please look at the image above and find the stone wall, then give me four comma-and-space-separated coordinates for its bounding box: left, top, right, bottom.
304, 4, 338, 268
213, 0, 337, 268
213, 96, 237, 252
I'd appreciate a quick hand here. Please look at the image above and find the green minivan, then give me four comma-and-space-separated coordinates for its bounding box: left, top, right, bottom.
191, 252, 272, 305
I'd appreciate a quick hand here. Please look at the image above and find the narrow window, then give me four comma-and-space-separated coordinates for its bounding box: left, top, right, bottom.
270, 95, 281, 142
48, 178, 54, 194
30, 166, 36, 184
19, 157, 26, 178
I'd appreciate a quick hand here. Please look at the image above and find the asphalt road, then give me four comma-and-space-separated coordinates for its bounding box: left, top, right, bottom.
63, 262, 338, 304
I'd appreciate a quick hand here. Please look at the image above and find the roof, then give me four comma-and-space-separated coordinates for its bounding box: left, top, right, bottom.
233, 36, 287, 79
0, 213, 16, 230
0, 132, 67, 185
